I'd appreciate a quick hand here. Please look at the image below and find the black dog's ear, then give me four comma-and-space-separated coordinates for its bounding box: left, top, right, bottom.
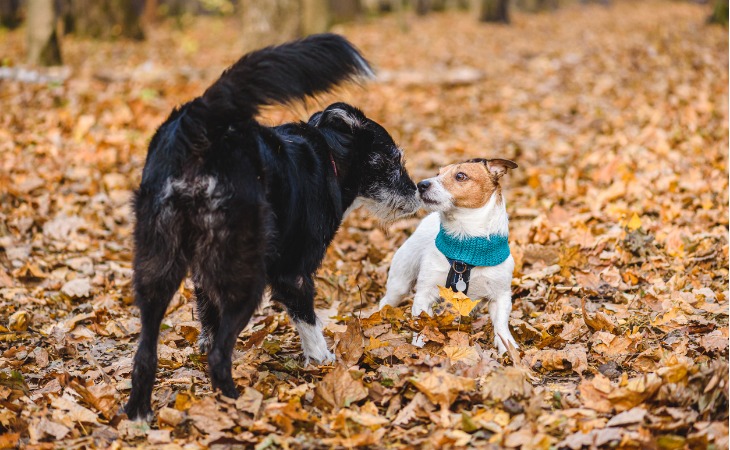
311, 102, 366, 131
486, 158, 518, 178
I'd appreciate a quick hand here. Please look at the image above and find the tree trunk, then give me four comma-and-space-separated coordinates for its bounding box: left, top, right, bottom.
66, 0, 145, 40
415, 0, 429, 16
708, 0, 728, 26
27, 0, 62, 65
329, 0, 360, 24
240, 0, 301, 51
516, 0, 557, 13
301, 0, 329, 35
479, 0, 509, 23
0, 0, 22, 29
431, 0, 446, 11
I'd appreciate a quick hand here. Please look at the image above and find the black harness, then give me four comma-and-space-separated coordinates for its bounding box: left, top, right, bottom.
445, 258, 475, 294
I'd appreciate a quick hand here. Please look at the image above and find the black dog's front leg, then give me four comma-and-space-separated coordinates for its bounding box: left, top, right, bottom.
271, 275, 335, 365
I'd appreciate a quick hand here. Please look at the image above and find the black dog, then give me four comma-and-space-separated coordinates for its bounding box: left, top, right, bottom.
124, 34, 420, 419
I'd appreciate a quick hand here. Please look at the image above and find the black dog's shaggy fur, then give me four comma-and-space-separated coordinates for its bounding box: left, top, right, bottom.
124, 34, 420, 419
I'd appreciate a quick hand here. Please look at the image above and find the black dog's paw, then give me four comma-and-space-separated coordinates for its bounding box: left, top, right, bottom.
124, 401, 153, 422
214, 382, 240, 400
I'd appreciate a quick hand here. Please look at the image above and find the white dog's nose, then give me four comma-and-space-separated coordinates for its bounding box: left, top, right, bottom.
417, 180, 431, 194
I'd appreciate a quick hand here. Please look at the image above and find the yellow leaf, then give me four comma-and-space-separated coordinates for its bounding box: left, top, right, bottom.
443, 346, 481, 366
437, 286, 480, 317
364, 336, 388, 352
627, 213, 642, 231
8, 310, 30, 332
174, 392, 194, 411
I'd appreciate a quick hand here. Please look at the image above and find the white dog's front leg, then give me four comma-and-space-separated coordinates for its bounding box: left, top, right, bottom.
411, 293, 435, 318
410, 287, 439, 348
379, 232, 426, 310
379, 282, 410, 310
489, 291, 518, 355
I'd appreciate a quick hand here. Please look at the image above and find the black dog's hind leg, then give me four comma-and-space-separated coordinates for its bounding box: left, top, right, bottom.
194, 284, 219, 353
206, 278, 265, 397
200, 230, 267, 398
271, 275, 335, 365
125, 228, 187, 420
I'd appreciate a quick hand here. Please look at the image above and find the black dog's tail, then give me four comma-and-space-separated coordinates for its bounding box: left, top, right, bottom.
176, 34, 374, 154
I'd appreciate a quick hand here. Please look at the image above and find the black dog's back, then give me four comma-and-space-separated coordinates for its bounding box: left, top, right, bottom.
125, 35, 375, 420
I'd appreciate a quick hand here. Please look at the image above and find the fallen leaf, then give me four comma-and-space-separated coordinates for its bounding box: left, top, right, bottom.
437, 286, 480, 317
443, 345, 481, 366
410, 369, 475, 409
7, 310, 30, 332
61, 278, 92, 298
188, 397, 236, 434
315, 365, 369, 411
606, 407, 647, 427
336, 320, 365, 367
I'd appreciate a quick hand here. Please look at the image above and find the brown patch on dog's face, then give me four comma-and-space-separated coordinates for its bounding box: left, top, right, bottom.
440, 162, 498, 208
417, 158, 517, 212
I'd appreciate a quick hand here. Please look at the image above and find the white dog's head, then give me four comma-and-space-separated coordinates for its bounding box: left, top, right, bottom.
417, 158, 517, 212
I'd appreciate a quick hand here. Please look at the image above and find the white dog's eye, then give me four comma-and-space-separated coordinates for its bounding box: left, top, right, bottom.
455, 172, 468, 182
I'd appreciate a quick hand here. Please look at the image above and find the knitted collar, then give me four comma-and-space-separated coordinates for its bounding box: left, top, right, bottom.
435, 225, 510, 267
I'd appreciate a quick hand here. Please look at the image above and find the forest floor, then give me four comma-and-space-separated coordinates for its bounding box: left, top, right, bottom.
0, 1, 728, 448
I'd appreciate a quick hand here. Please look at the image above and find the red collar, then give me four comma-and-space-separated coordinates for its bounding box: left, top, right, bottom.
329, 152, 339, 178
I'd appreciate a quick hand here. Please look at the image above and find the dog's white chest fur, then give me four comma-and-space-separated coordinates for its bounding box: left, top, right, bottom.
403, 213, 515, 302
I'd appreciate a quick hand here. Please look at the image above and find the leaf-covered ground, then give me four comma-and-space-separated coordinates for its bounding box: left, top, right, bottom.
1, 1, 728, 448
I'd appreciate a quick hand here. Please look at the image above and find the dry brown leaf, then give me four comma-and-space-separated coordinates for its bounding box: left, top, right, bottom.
188, 397, 236, 434
607, 374, 662, 412
581, 298, 617, 333
315, 365, 368, 411
392, 392, 432, 426
579, 374, 614, 413
410, 369, 475, 410
481, 367, 533, 402
335, 319, 365, 367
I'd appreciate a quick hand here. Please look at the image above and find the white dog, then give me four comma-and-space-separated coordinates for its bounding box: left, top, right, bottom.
379, 158, 519, 354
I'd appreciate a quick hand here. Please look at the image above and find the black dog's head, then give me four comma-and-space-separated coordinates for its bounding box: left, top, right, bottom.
310, 103, 420, 221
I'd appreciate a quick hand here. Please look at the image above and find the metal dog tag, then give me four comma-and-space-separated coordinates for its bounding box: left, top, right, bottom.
455, 276, 467, 292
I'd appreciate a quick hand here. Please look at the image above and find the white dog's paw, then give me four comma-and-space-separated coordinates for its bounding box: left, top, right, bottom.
379, 296, 395, 310
411, 333, 426, 348
495, 332, 519, 356
411, 300, 433, 318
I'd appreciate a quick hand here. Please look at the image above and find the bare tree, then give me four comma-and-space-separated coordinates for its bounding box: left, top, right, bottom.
240, 0, 301, 51
708, 0, 728, 26
301, 0, 330, 35
63, 0, 145, 40
0, 0, 22, 29
27, 0, 62, 65
329, 0, 360, 24
516, 0, 557, 13
478, 0, 509, 23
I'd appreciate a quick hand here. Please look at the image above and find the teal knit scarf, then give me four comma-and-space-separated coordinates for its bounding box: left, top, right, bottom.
435, 226, 510, 267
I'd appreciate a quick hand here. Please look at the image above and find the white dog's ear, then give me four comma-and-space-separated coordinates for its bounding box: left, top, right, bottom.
486, 159, 518, 178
